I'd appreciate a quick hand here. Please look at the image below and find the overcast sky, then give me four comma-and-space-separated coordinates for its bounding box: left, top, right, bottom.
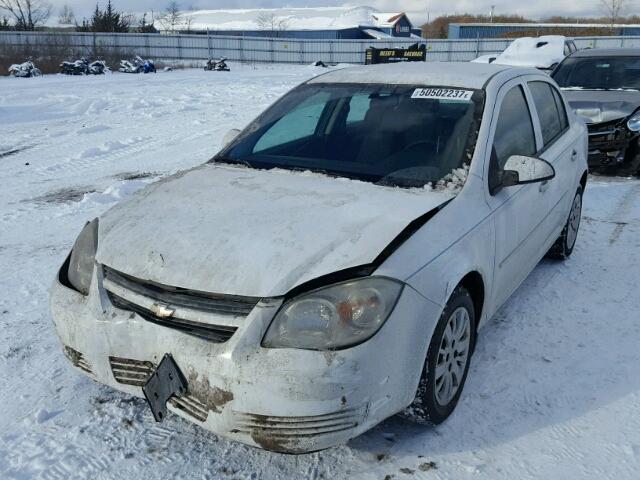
52, 0, 615, 24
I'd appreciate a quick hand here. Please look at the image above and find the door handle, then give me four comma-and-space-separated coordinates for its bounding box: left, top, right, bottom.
571, 149, 578, 161
539, 180, 550, 193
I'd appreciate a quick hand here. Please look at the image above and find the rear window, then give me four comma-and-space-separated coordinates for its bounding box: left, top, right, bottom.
528, 81, 565, 145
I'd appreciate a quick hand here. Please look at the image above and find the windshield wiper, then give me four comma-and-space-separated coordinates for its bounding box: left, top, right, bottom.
287, 165, 333, 177
210, 156, 253, 168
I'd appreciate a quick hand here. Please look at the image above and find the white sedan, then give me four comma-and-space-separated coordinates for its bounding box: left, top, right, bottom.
51, 62, 588, 453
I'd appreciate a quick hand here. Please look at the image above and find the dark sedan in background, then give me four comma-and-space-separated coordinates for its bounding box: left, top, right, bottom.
552, 48, 640, 176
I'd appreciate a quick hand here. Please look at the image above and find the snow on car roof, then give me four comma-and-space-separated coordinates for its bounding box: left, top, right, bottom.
308, 62, 514, 89
493, 35, 566, 69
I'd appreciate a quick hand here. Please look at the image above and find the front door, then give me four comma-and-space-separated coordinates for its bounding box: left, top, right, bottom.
485, 81, 549, 308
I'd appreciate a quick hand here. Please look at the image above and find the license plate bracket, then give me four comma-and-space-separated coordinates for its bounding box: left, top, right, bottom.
142, 353, 188, 422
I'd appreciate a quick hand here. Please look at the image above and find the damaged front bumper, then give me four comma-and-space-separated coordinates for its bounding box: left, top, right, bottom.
50, 264, 440, 453
587, 120, 639, 169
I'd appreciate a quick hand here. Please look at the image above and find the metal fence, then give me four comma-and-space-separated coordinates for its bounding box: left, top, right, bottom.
2, 31, 640, 65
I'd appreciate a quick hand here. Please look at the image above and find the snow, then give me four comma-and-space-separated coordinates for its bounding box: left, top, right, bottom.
493, 35, 567, 69
309, 62, 510, 89
370, 12, 407, 28
436, 163, 470, 192
96, 164, 453, 297
166, 7, 411, 33
2, 65, 640, 479
173, 6, 378, 32
361, 28, 394, 40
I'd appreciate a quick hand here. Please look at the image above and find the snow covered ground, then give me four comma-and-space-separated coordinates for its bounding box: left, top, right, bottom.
1, 65, 640, 480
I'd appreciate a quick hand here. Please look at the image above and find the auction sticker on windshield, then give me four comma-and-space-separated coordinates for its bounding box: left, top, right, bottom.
412, 88, 474, 101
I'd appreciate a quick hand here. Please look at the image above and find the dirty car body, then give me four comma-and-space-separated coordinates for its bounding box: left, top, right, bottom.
51, 62, 588, 453
552, 48, 640, 175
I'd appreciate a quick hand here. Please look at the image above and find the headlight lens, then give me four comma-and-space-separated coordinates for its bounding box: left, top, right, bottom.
67, 218, 99, 295
627, 112, 640, 132
262, 277, 403, 350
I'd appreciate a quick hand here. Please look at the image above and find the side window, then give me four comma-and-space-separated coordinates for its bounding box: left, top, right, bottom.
254, 92, 329, 153
346, 94, 371, 124
493, 85, 536, 170
528, 81, 564, 145
551, 86, 569, 130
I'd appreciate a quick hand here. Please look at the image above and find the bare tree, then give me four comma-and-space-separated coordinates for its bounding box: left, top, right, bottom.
255, 13, 289, 34
599, 0, 629, 29
57, 4, 73, 24
0, 0, 52, 30
183, 13, 194, 33
157, 1, 181, 32
121, 12, 137, 29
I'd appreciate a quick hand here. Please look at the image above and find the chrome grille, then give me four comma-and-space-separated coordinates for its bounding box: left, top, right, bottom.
109, 356, 155, 386
108, 294, 238, 342
103, 266, 258, 316
233, 409, 364, 438
64, 346, 93, 375
102, 266, 259, 343
109, 356, 208, 422
169, 395, 208, 422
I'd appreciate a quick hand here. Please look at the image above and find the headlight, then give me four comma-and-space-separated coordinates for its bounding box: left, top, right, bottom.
67, 218, 99, 295
262, 277, 403, 351
627, 112, 640, 132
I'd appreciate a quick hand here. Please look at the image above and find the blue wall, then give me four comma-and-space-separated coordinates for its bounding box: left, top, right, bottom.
449, 23, 640, 39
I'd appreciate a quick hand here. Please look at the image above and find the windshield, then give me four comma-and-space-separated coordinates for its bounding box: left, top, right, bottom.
217, 83, 484, 188
553, 56, 640, 91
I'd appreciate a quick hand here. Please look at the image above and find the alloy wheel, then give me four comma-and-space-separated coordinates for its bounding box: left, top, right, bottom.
566, 192, 582, 250
435, 306, 471, 406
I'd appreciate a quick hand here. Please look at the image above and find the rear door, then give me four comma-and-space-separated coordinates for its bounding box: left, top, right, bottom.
525, 80, 577, 246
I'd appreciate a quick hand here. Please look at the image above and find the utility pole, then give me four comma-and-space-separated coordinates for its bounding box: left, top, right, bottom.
426, 2, 430, 28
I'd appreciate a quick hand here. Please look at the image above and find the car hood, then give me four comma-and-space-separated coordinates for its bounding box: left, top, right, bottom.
96, 164, 454, 297
562, 89, 640, 124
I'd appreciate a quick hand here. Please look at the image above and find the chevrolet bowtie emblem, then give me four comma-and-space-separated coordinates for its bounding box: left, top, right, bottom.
150, 303, 175, 319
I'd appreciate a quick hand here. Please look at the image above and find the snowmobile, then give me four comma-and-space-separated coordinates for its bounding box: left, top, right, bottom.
119, 56, 156, 74
204, 57, 230, 72
8, 61, 41, 78
87, 60, 109, 75
60, 58, 110, 75
60, 58, 89, 75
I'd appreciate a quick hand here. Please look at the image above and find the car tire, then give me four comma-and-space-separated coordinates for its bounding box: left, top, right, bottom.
402, 286, 476, 425
614, 153, 640, 177
547, 186, 583, 260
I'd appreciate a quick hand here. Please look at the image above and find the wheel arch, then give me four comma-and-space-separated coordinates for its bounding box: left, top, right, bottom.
579, 171, 588, 192
457, 271, 485, 330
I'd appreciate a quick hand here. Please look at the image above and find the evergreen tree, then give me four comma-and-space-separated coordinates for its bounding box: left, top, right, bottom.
84, 2, 130, 33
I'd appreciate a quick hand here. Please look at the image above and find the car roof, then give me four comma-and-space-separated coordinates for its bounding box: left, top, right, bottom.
307, 62, 532, 90
570, 48, 640, 58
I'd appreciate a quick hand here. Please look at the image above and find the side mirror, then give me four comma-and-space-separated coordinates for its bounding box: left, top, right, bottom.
222, 128, 241, 147
502, 155, 555, 186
